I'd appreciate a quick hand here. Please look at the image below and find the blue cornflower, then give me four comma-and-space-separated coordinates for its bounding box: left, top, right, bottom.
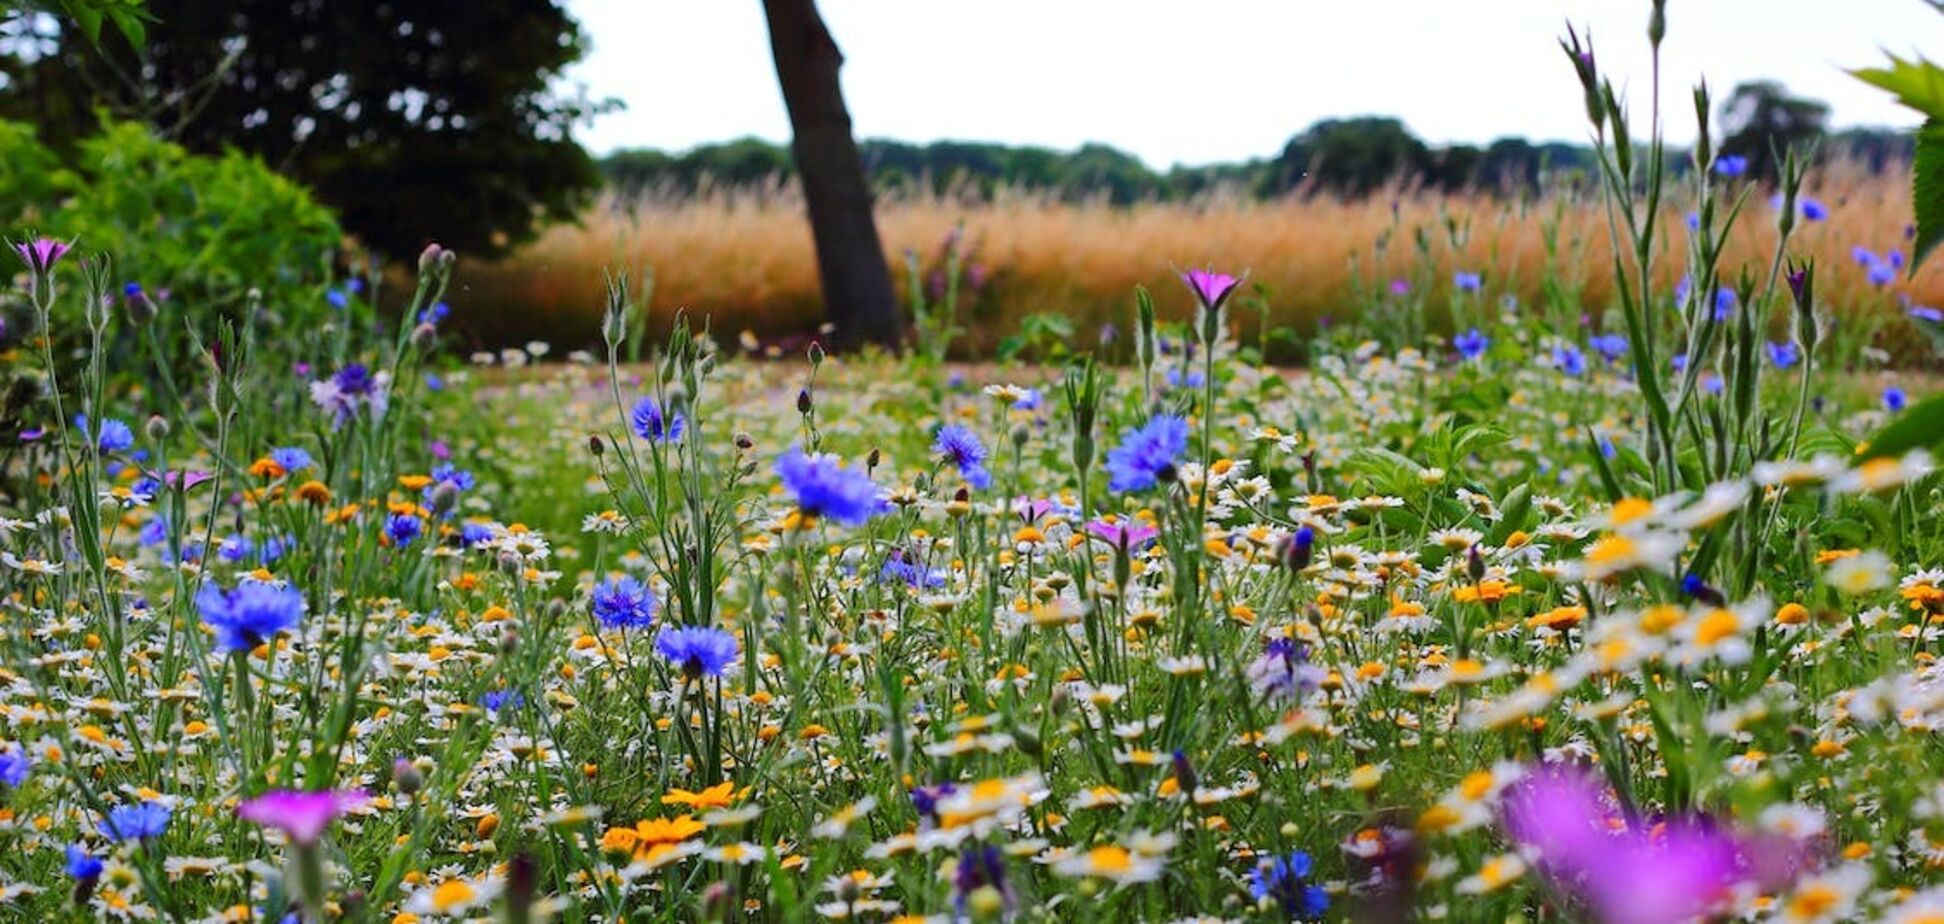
270, 447, 314, 473
0, 748, 28, 787
953, 845, 1014, 916
1250, 851, 1328, 920
880, 550, 946, 589
1552, 343, 1587, 377
591, 575, 658, 630
1868, 260, 1896, 287
479, 689, 525, 713
384, 513, 422, 547
1453, 271, 1483, 293
326, 288, 349, 310
1589, 334, 1628, 363
629, 395, 685, 443
656, 625, 739, 678
460, 521, 496, 547
1884, 386, 1908, 412
1684, 211, 1700, 231
1012, 388, 1043, 411
217, 534, 254, 564
138, 516, 170, 548
1714, 155, 1748, 178
420, 301, 451, 326
1163, 367, 1206, 390
1800, 198, 1827, 221
95, 418, 134, 453
195, 581, 305, 653
1454, 328, 1489, 361
1766, 340, 1800, 369
1713, 287, 1737, 321
1104, 415, 1189, 494
1913, 305, 1944, 323
424, 463, 475, 503
261, 535, 290, 563
934, 424, 992, 490
65, 844, 102, 880
98, 802, 172, 841
775, 447, 884, 525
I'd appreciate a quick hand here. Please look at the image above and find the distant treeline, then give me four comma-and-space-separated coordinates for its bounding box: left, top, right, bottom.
604, 91, 1915, 204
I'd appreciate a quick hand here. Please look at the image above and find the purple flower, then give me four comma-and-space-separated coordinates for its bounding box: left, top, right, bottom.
1589, 334, 1628, 363
1104, 415, 1188, 493
237, 789, 368, 846
953, 845, 1014, 916
933, 423, 991, 490
12, 237, 71, 275
1086, 517, 1158, 552
591, 575, 658, 630
1712, 287, 1737, 321
0, 748, 28, 787
1502, 767, 1785, 924
629, 395, 685, 443
1181, 268, 1241, 310
1713, 155, 1748, 178
656, 625, 739, 678
1250, 850, 1328, 920
1454, 328, 1489, 361
1453, 271, 1483, 293
1388, 278, 1411, 296
1766, 340, 1800, 369
775, 447, 884, 525
310, 363, 389, 425
1248, 637, 1323, 703
385, 513, 422, 547
1912, 305, 1943, 323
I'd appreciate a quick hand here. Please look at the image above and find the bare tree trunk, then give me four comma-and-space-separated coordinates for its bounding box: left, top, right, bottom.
761, 0, 902, 350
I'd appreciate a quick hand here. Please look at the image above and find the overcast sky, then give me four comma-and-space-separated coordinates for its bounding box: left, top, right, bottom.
563, 1, 1942, 168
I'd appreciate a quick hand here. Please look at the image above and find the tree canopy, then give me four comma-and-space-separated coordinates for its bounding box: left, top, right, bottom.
0, 0, 607, 260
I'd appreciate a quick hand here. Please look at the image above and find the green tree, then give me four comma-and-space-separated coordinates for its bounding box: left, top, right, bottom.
1260, 117, 1432, 198
1718, 80, 1829, 181
0, 0, 606, 260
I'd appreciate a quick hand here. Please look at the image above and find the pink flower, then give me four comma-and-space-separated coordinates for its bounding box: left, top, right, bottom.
1181, 268, 1241, 310
1501, 768, 1795, 924
12, 237, 71, 275
1087, 517, 1157, 551
237, 789, 368, 846
162, 469, 216, 492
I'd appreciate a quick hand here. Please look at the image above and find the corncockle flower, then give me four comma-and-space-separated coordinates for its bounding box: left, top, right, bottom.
1453, 272, 1483, 293
1884, 386, 1907, 412
933, 424, 992, 489
1454, 328, 1489, 361
1249, 850, 1329, 920
1105, 415, 1188, 493
1766, 340, 1800, 369
1014, 496, 1057, 523
1087, 517, 1158, 552
195, 580, 305, 653
237, 789, 369, 846
1714, 155, 1748, 178
657, 625, 739, 678
591, 575, 658, 629
1501, 767, 1786, 924
775, 447, 884, 525
630, 395, 685, 443
1552, 343, 1587, 377
12, 237, 70, 275
1248, 637, 1324, 703
0, 748, 28, 787
1389, 278, 1411, 296
1181, 268, 1241, 309
98, 802, 172, 841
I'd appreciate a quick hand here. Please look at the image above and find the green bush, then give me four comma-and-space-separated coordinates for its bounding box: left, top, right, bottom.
1, 116, 340, 323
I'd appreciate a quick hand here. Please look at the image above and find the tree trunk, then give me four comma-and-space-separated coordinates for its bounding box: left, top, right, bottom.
761, 0, 903, 350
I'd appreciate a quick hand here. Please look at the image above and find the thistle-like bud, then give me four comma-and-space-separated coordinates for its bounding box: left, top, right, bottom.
1278, 526, 1316, 572
588, 435, 605, 457
418, 243, 445, 276
429, 481, 460, 517
145, 415, 170, 441
506, 853, 537, 924
867, 447, 881, 470
1171, 749, 1199, 796
1010, 424, 1030, 449
797, 389, 813, 415
1467, 544, 1487, 584
1647, 0, 1666, 48
735, 432, 754, 451
392, 757, 425, 795
123, 282, 155, 324
1788, 260, 1819, 353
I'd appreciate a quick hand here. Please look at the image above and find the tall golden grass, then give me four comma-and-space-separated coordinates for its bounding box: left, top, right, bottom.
450, 164, 1940, 355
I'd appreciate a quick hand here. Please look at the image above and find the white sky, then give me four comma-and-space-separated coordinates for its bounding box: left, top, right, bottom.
563, 0, 1942, 168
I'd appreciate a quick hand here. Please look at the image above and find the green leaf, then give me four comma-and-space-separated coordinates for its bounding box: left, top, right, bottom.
1859, 391, 1944, 460
1852, 53, 1944, 120
1917, 119, 1944, 274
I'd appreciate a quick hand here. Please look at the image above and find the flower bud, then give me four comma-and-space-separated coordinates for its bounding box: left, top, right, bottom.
392, 757, 425, 795
797, 389, 813, 415
418, 243, 445, 276
144, 415, 170, 441
588, 435, 605, 457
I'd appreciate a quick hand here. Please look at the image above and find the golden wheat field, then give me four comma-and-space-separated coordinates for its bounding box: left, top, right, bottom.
451, 164, 1942, 356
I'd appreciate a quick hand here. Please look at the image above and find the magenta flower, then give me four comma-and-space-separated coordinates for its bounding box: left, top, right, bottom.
162, 469, 216, 492
1087, 517, 1158, 552
1501, 767, 1788, 924
1181, 268, 1241, 310
237, 789, 368, 846
12, 237, 71, 276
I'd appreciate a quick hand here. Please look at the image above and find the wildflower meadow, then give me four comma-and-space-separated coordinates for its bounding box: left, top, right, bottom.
4, 5, 1944, 924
